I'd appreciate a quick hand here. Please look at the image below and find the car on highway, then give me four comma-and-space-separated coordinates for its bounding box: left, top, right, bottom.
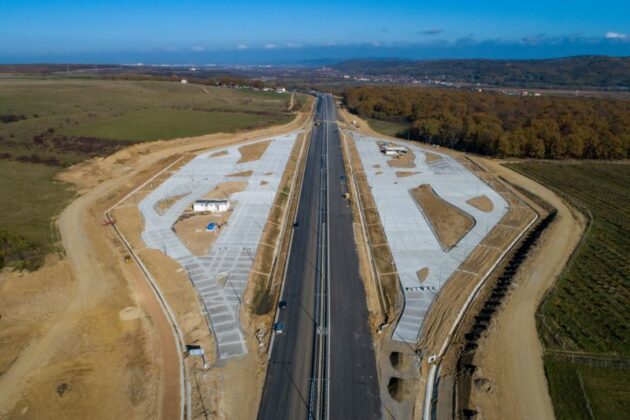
279, 300, 287, 310
293, 220, 300, 228
273, 322, 284, 334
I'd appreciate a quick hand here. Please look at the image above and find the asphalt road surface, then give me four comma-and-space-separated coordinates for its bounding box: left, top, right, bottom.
325, 95, 381, 420
258, 94, 380, 419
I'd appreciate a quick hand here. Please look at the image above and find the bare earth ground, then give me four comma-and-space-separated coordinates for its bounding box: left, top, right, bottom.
387, 149, 417, 168
174, 211, 233, 256
155, 193, 191, 215
112, 118, 311, 419
466, 195, 494, 212
396, 171, 420, 178
237, 140, 271, 163
410, 184, 475, 251
424, 152, 443, 163
0, 104, 312, 419
170, 181, 248, 256
337, 106, 568, 419
226, 170, 253, 178
201, 181, 248, 200
467, 157, 587, 420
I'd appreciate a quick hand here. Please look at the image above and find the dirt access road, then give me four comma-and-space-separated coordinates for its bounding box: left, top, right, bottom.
467, 157, 587, 420
0, 108, 311, 419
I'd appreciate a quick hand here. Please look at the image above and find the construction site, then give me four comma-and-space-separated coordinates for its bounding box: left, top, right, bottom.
105, 128, 309, 418
0, 91, 593, 420
338, 107, 542, 419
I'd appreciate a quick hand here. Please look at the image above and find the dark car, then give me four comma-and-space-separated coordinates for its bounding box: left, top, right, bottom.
293, 220, 300, 228
279, 300, 287, 310
273, 322, 284, 334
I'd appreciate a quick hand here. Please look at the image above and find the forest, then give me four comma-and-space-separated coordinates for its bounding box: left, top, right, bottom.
334, 56, 630, 89
343, 86, 630, 159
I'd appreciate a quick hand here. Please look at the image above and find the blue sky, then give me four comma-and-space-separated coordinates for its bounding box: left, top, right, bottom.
1, 0, 629, 63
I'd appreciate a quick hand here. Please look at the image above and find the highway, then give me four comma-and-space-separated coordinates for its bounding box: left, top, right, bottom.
258, 94, 380, 419
326, 96, 381, 419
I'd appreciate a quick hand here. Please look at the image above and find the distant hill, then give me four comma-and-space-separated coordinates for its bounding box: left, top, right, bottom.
334, 56, 630, 89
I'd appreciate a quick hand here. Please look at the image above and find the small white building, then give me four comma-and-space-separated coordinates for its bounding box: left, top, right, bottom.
381, 145, 408, 156
192, 199, 229, 213
181, 79, 188, 84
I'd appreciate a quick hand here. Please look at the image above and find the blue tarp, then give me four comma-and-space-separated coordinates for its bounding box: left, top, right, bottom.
207, 223, 217, 231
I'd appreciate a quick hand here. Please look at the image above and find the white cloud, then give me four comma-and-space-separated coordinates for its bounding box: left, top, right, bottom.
191, 45, 205, 52
264, 43, 276, 49
286, 42, 302, 48
237, 44, 248, 50
606, 31, 627, 39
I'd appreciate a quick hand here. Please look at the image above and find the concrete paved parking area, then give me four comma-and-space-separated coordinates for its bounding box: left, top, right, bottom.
139, 132, 299, 360
351, 133, 507, 342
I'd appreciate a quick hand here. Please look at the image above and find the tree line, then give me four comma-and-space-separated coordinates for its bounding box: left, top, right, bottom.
334, 56, 630, 89
343, 86, 630, 159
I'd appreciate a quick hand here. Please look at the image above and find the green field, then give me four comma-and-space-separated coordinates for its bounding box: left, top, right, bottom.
366, 118, 409, 138
0, 78, 294, 165
507, 161, 630, 419
0, 160, 75, 269
64, 109, 288, 141
544, 357, 630, 420
0, 78, 300, 270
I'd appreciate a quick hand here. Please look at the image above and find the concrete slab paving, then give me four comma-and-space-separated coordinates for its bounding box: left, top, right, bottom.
139, 132, 299, 360
351, 133, 507, 343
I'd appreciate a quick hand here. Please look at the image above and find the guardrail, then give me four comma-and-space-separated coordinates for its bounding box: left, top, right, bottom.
308, 95, 331, 420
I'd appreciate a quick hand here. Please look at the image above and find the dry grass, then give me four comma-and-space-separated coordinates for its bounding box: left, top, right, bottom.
245, 133, 306, 316
173, 211, 231, 256
417, 267, 429, 283
480, 225, 520, 249
458, 246, 503, 274
467, 195, 494, 212
347, 137, 400, 317
237, 140, 271, 163
411, 184, 475, 251
412, 156, 536, 358
154, 193, 190, 215
396, 171, 420, 178
226, 170, 253, 178
500, 206, 534, 228
209, 150, 228, 158
201, 181, 248, 200
424, 152, 443, 163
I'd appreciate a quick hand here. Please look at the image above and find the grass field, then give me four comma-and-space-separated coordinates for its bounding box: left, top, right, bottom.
507, 161, 630, 419
544, 356, 630, 420
0, 78, 294, 165
64, 109, 287, 141
0, 78, 300, 270
366, 118, 409, 138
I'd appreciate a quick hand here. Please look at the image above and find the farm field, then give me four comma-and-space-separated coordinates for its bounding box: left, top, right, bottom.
507, 161, 630, 419
0, 78, 299, 269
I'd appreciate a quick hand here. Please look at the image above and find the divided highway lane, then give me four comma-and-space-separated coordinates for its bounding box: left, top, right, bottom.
324, 95, 381, 419
258, 94, 380, 419
258, 95, 326, 420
